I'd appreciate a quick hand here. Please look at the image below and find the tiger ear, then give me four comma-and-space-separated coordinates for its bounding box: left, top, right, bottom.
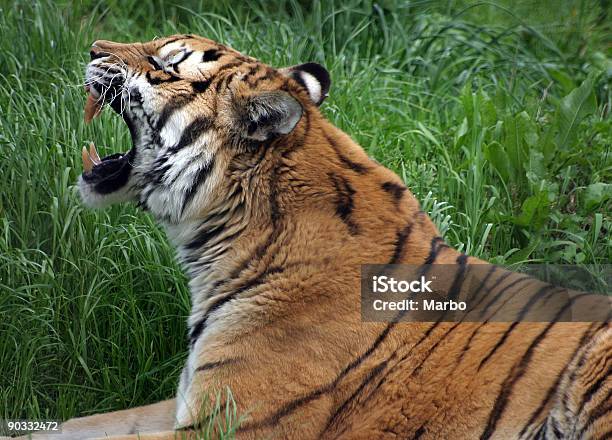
279, 63, 331, 106
238, 91, 303, 141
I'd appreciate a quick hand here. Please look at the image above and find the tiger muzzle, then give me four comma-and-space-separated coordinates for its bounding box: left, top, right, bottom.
81, 46, 136, 194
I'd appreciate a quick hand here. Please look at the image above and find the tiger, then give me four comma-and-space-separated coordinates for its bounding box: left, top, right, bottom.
11, 34, 610, 440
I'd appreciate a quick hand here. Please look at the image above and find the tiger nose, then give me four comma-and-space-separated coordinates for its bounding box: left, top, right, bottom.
90, 48, 111, 60
90, 43, 112, 60
89, 40, 125, 60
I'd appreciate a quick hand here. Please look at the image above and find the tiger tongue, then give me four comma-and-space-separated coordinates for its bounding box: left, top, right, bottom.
84, 92, 102, 123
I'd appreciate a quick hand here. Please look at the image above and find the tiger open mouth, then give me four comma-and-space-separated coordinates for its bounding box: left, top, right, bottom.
81, 82, 136, 194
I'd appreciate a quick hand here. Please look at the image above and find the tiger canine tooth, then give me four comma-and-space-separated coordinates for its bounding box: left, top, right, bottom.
84, 93, 102, 123
89, 142, 101, 165
82, 146, 94, 173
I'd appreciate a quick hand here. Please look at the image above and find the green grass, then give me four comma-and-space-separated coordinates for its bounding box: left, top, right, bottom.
0, 0, 610, 430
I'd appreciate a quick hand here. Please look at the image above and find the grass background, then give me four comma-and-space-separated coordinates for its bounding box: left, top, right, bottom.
0, 0, 610, 427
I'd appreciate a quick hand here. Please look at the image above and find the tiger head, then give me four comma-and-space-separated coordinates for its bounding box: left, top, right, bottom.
79, 34, 330, 225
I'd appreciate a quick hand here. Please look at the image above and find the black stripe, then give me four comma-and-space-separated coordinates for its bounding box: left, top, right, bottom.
158, 37, 184, 48
451, 266, 504, 360
456, 323, 486, 365
478, 274, 532, 318
477, 285, 567, 370
322, 360, 389, 434
192, 79, 211, 93
245, 384, 332, 430
215, 265, 286, 309
336, 153, 369, 174
329, 173, 359, 235
249, 68, 275, 87
334, 323, 398, 382
412, 425, 427, 439
189, 315, 206, 347
482, 270, 514, 298
476, 322, 519, 372
191, 265, 285, 343
389, 222, 413, 264
214, 75, 227, 94
515, 284, 562, 321
469, 275, 532, 328
324, 132, 369, 174
156, 95, 197, 130
448, 254, 468, 300
180, 158, 215, 216
466, 264, 498, 304
381, 181, 406, 206
185, 229, 243, 265
227, 208, 283, 281
423, 236, 447, 265
533, 421, 547, 439
518, 323, 600, 437
170, 117, 214, 153
551, 416, 563, 438
147, 56, 162, 70
171, 50, 193, 73
442, 268, 504, 369
424, 236, 446, 264
243, 64, 260, 82
455, 276, 524, 368
176, 425, 196, 432
479, 294, 589, 440
222, 72, 238, 92
215, 61, 242, 75
465, 266, 512, 324
412, 322, 462, 375
563, 326, 604, 402
146, 70, 181, 85
186, 224, 224, 251
202, 49, 221, 63
192, 292, 235, 342
581, 361, 612, 409
145, 158, 173, 186
181, 204, 245, 263
195, 358, 237, 372
586, 387, 612, 432
453, 269, 517, 366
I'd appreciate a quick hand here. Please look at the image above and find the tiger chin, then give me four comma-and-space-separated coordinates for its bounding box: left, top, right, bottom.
19, 34, 610, 440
